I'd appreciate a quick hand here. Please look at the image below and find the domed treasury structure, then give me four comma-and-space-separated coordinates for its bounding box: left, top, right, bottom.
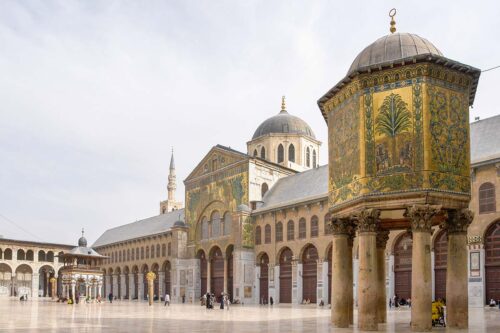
247, 97, 321, 172
319, 14, 480, 332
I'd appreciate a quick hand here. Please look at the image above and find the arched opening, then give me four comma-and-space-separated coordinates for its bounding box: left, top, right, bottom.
277, 144, 284, 163
211, 211, 221, 238
16, 264, 33, 297
265, 224, 271, 244
38, 250, 46, 262
327, 244, 332, 304
226, 245, 234, 302
210, 247, 224, 302
299, 218, 306, 239
0, 263, 13, 296
259, 253, 269, 304
47, 251, 54, 262
201, 217, 208, 240
287, 220, 295, 241
261, 183, 269, 198
223, 212, 232, 235
152, 263, 159, 301
4, 249, 12, 260
124, 266, 130, 299
26, 250, 34, 261
255, 226, 262, 245
108, 268, 114, 295
163, 261, 171, 298
141, 264, 149, 300
306, 147, 311, 167
279, 247, 293, 303
38, 265, 54, 297
485, 221, 500, 303
17, 249, 25, 261
132, 266, 139, 299
394, 232, 413, 300
288, 144, 295, 162
261, 147, 266, 160
479, 182, 496, 214
313, 149, 317, 168
253, 149, 258, 157
434, 230, 447, 300
311, 216, 319, 237
197, 250, 207, 296
302, 245, 318, 303
116, 267, 122, 299
276, 222, 283, 242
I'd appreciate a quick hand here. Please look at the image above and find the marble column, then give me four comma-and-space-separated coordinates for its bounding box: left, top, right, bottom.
331, 217, 354, 328
128, 274, 134, 300
376, 229, 390, 324
121, 274, 127, 300
356, 209, 380, 331
223, 256, 228, 294
71, 281, 76, 302
405, 204, 440, 332
347, 232, 355, 325
207, 260, 211, 293
442, 208, 473, 329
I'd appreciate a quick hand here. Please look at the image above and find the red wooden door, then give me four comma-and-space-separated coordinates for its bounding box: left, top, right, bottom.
434, 230, 447, 300
259, 254, 269, 303
302, 245, 318, 303
394, 233, 412, 300
280, 248, 293, 303
210, 248, 224, 302
486, 221, 500, 303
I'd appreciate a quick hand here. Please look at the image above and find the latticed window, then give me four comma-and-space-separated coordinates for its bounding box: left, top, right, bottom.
278, 144, 284, 163
276, 222, 283, 242
298, 218, 306, 239
324, 214, 333, 235
211, 211, 221, 238
265, 224, 271, 244
261, 147, 266, 160
479, 182, 496, 214
255, 226, 262, 245
288, 144, 295, 162
287, 220, 295, 241
311, 215, 319, 237
306, 147, 311, 167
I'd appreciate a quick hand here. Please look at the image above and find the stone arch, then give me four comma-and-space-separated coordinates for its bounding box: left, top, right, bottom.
195, 200, 230, 241
209, 246, 224, 301
26, 250, 34, 261
301, 244, 319, 303
15, 264, 33, 297
162, 260, 172, 297
38, 250, 46, 262
0, 263, 13, 296
3, 248, 12, 260
258, 252, 270, 304
485, 219, 500, 302
196, 249, 207, 296
277, 144, 284, 163
17, 249, 26, 261
278, 246, 293, 303
46, 251, 54, 262
393, 231, 413, 300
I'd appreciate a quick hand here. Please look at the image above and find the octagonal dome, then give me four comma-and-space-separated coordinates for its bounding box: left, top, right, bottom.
347, 33, 443, 76
252, 109, 316, 140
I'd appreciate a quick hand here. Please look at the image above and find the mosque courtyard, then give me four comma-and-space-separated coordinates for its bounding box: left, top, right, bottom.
1, 299, 499, 333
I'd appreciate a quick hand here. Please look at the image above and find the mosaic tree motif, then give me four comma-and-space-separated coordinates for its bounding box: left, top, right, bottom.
375, 93, 412, 169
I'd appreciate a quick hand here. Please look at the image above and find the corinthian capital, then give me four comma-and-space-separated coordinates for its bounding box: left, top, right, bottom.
376, 229, 390, 249
331, 217, 354, 236
441, 208, 474, 234
405, 204, 441, 233
355, 208, 380, 233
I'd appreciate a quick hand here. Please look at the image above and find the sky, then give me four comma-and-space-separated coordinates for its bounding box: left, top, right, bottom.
1, 1, 499, 245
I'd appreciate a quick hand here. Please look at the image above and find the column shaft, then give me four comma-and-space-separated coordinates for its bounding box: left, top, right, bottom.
347, 240, 354, 325
331, 233, 350, 327
411, 230, 432, 331
376, 247, 386, 323
358, 231, 378, 331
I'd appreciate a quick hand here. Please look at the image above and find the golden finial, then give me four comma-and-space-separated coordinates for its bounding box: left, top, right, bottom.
281, 95, 286, 112
389, 8, 397, 34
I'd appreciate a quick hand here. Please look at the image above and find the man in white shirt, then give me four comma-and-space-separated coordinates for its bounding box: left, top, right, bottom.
164, 293, 170, 306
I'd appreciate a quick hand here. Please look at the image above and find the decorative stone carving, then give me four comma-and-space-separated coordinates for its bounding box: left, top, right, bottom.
355, 208, 380, 233
467, 235, 482, 245
404, 204, 441, 233
441, 208, 474, 235
376, 229, 390, 249
331, 217, 354, 236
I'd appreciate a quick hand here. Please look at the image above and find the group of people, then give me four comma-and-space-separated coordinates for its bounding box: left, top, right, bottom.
201, 292, 231, 310
489, 298, 500, 309
389, 295, 412, 308
260, 296, 274, 305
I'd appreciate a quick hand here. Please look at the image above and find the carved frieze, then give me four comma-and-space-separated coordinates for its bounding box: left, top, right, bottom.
441, 208, 474, 235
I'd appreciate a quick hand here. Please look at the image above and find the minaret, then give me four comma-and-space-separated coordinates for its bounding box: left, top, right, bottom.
168, 148, 176, 201
160, 147, 184, 214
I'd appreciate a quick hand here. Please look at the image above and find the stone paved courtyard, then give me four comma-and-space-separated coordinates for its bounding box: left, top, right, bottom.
1, 299, 500, 332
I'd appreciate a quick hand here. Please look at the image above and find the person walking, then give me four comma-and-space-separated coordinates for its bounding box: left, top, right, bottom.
270, 296, 274, 306
164, 293, 170, 306
224, 295, 230, 310
108, 292, 113, 303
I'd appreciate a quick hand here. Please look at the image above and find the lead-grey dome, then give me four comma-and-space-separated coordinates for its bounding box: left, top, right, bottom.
347, 33, 442, 76
78, 236, 87, 247
252, 110, 316, 140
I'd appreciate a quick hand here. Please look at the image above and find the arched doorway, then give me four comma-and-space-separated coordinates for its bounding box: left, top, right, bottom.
152, 263, 159, 300
123, 266, 130, 299
0, 263, 13, 296
259, 253, 269, 304
16, 264, 33, 297
434, 230, 447, 300
116, 267, 122, 299
141, 265, 149, 300
302, 244, 318, 303
327, 245, 332, 304
279, 247, 293, 303
132, 266, 139, 300
485, 221, 500, 303
39, 265, 54, 297
108, 268, 114, 295
197, 250, 207, 296
163, 261, 171, 297
210, 246, 224, 302
394, 232, 412, 300
226, 245, 234, 301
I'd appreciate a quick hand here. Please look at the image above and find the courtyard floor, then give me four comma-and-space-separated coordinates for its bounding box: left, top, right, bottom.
1, 298, 499, 332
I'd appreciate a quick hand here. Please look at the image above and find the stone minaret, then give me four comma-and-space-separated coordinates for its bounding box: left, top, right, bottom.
160, 148, 184, 214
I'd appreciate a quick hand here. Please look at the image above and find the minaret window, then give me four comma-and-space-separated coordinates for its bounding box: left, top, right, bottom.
313, 149, 317, 168
288, 144, 295, 163
306, 147, 311, 167
278, 144, 284, 163
211, 211, 221, 238
261, 183, 269, 198
261, 147, 266, 159
253, 149, 258, 157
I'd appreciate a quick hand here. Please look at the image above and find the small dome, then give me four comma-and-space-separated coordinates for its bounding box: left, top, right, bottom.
78, 236, 87, 247
252, 109, 315, 140
173, 220, 186, 228
347, 33, 442, 76
237, 204, 251, 213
